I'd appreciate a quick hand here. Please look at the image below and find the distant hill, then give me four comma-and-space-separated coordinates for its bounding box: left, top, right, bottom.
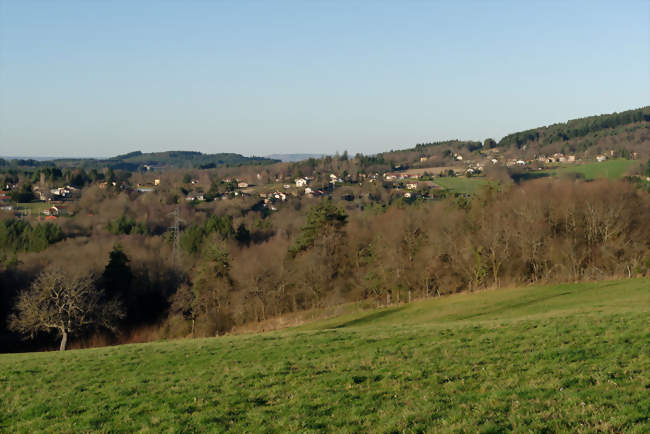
369, 107, 650, 166
496, 106, 650, 157
266, 153, 325, 162
52, 151, 279, 171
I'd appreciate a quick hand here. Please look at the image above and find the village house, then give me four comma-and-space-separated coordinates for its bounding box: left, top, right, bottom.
596, 155, 607, 162
50, 187, 70, 198
295, 178, 308, 187
237, 182, 249, 188
45, 205, 68, 217
272, 192, 287, 201
185, 192, 205, 202
406, 183, 418, 190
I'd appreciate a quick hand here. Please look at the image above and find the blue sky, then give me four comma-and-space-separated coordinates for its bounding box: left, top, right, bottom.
1, 1, 648, 158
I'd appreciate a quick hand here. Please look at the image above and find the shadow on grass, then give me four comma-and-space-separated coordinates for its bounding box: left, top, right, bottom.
331, 306, 407, 329
456, 291, 573, 321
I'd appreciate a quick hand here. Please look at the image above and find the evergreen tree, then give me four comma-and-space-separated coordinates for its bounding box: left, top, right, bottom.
290, 199, 347, 256
102, 243, 133, 301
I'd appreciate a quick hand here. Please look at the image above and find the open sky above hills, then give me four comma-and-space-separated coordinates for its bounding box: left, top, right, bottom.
1, 1, 649, 158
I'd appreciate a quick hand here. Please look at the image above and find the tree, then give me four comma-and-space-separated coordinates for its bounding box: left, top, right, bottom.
102, 243, 132, 301
289, 200, 348, 256
484, 138, 497, 148
10, 183, 35, 203
188, 243, 235, 335
9, 270, 123, 351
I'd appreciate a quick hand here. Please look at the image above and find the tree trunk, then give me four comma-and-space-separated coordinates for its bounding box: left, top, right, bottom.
59, 330, 68, 351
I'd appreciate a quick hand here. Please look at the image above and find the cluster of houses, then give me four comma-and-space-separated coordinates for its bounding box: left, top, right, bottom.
31, 185, 79, 202
0, 185, 76, 219
535, 153, 577, 164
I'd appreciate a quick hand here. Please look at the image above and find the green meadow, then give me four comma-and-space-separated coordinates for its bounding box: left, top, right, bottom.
1, 279, 649, 432
433, 176, 491, 194
543, 159, 637, 180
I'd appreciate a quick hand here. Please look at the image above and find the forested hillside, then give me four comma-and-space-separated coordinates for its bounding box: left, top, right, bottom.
55, 151, 278, 170
0, 151, 278, 172
497, 106, 650, 158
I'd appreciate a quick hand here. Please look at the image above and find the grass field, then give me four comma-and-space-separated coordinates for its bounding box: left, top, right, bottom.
2, 279, 649, 432
542, 159, 637, 180
14, 202, 50, 215
433, 176, 491, 194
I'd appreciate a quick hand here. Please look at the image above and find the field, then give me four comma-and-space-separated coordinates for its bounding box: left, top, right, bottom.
433, 176, 491, 194
14, 202, 50, 216
542, 159, 637, 180
1, 279, 649, 432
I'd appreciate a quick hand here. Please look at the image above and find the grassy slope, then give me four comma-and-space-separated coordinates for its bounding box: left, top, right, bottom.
1, 279, 649, 432
433, 176, 491, 194
542, 159, 636, 180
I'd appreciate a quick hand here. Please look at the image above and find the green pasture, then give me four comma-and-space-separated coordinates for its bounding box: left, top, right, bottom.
1, 278, 649, 432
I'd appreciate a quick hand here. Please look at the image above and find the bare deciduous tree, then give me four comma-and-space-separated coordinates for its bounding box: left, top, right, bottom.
9, 270, 123, 351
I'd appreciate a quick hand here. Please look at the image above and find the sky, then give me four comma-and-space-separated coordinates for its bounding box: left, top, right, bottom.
0, 1, 649, 158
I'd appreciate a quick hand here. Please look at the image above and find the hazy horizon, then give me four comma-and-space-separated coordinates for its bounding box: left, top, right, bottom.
1, 1, 649, 158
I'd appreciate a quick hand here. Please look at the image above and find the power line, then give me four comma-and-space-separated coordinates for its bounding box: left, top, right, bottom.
168, 205, 183, 267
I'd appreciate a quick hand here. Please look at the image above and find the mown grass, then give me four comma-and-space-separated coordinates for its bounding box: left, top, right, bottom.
543, 159, 636, 180
1, 279, 649, 432
14, 202, 50, 215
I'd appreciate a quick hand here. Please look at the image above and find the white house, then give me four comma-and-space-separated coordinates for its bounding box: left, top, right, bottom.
295, 178, 308, 187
